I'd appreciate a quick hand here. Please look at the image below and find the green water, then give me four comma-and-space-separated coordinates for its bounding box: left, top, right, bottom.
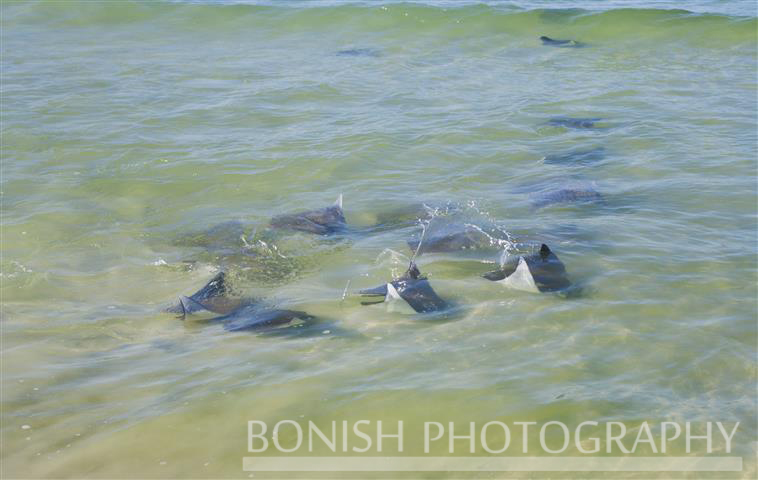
1, 1, 757, 478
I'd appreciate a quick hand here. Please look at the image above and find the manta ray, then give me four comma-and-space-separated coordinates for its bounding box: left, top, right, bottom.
358, 263, 450, 314
269, 195, 347, 235
482, 244, 571, 293
167, 272, 314, 331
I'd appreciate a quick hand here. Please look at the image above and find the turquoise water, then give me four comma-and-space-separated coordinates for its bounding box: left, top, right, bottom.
1, 1, 757, 478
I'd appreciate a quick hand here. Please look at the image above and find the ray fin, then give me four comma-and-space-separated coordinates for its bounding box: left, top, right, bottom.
503, 257, 540, 293
359, 284, 389, 297
176, 295, 208, 320
386, 282, 402, 301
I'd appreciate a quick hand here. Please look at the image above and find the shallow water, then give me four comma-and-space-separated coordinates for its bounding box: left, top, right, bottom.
1, 1, 757, 478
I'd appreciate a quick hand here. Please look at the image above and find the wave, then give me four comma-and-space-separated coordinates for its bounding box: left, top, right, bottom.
3, 1, 756, 48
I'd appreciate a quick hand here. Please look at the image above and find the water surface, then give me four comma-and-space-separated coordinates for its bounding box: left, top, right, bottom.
1, 1, 756, 478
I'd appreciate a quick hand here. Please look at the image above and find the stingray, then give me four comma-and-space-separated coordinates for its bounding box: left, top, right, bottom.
357, 201, 464, 237
171, 198, 350, 286
531, 188, 605, 209
336, 48, 380, 57
358, 263, 450, 314
367, 202, 439, 233
540, 36, 585, 48
163, 199, 350, 308
172, 220, 257, 259
407, 222, 504, 255
403, 206, 511, 256
220, 305, 316, 332
547, 117, 602, 129
517, 175, 605, 210
482, 244, 571, 293
167, 272, 315, 332
269, 195, 347, 235
543, 146, 606, 166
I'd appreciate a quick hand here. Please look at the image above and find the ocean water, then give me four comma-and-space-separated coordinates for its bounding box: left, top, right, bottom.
1, 1, 756, 478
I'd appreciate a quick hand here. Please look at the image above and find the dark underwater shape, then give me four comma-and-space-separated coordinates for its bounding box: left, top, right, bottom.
173, 221, 249, 256
407, 222, 503, 255
359, 263, 449, 314
540, 36, 585, 48
269, 195, 346, 235
218, 305, 315, 332
547, 117, 602, 129
368, 203, 436, 232
543, 146, 606, 166
531, 188, 605, 209
336, 48, 380, 57
483, 244, 570, 293
365, 201, 463, 235
168, 272, 315, 331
